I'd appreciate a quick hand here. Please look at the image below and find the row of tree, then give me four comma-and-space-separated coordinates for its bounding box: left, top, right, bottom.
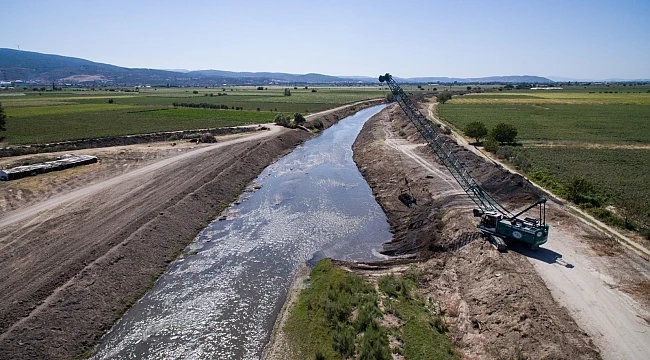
464, 121, 517, 152
172, 102, 244, 110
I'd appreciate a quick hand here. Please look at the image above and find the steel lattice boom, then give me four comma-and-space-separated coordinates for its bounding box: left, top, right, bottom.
379, 73, 512, 217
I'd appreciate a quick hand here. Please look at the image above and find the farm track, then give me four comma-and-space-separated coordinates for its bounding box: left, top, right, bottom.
0, 99, 383, 360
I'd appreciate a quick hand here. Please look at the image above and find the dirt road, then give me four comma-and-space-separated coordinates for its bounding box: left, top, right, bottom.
0, 126, 284, 228
358, 103, 650, 359
423, 101, 650, 358
0, 100, 382, 360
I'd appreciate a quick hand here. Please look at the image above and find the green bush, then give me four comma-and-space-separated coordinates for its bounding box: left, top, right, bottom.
332, 325, 355, 357
568, 177, 604, 207
529, 170, 568, 198
438, 92, 452, 104
378, 274, 412, 299
274, 114, 294, 128
358, 323, 392, 360
491, 123, 518, 144
483, 137, 500, 153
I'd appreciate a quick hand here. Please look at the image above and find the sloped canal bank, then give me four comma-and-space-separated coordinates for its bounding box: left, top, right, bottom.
92, 104, 391, 359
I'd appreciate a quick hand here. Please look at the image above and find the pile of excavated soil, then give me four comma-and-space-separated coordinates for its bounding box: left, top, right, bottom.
351, 105, 601, 359
0, 100, 382, 360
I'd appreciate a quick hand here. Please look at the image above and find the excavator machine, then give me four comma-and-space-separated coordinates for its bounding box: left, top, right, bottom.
379, 73, 549, 250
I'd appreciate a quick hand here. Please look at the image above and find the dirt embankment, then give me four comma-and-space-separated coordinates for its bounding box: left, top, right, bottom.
0, 100, 383, 360
351, 105, 601, 359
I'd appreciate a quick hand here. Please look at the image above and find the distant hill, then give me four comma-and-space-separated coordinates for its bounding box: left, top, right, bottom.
0, 48, 555, 85
0, 48, 214, 86
401, 75, 553, 84
187, 70, 347, 83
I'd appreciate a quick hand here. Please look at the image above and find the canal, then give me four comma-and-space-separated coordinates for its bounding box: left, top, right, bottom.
92, 104, 392, 359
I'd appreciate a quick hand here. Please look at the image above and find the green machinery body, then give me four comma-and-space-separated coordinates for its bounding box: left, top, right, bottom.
379, 73, 549, 249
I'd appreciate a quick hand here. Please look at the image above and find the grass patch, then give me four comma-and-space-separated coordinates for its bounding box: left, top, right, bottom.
379, 274, 457, 360
284, 260, 457, 359
284, 259, 390, 359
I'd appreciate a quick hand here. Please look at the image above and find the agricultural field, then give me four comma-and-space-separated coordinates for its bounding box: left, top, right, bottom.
0, 86, 388, 145
436, 85, 650, 238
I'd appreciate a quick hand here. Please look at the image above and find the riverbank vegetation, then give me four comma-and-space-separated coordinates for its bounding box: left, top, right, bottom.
282, 259, 457, 359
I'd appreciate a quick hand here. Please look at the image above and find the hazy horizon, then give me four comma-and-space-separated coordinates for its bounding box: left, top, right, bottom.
2, 0, 649, 80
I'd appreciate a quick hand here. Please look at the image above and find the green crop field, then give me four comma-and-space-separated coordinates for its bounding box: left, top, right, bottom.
438, 89, 650, 145
0, 86, 387, 145
436, 87, 650, 239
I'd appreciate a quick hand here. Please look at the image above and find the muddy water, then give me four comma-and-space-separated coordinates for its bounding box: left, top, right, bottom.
92, 104, 391, 359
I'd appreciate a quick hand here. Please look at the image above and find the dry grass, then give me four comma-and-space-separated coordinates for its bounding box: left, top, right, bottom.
582, 231, 624, 256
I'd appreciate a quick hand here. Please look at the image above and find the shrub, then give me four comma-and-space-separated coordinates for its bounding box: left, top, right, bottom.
437, 92, 452, 104
358, 323, 391, 360
108, 98, 114, 104
378, 274, 412, 299
192, 90, 198, 94
200, 133, 216, 143
294, 113, 306, 126
567, 177, 604, 207
483, 137, 500, 153
332, 325, 356, 357
274, 114, 293, 128
284, 88, 291, 96
0, 102, 6, 132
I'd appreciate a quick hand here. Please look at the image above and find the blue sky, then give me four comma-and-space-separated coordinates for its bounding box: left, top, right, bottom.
2, 0, 649, 79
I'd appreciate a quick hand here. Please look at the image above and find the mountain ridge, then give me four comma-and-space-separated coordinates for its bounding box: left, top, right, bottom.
1, 48, 555, 85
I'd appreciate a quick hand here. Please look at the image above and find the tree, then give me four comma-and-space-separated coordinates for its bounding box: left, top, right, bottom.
464, 121, 488, 143
274, 113, 292, 127
437, 92, 452, 104
466, 86, 472, 91
294, 113, 306, 126
0, 102, 6, 132
491, 123, 518, 144
284, 88, 291, 96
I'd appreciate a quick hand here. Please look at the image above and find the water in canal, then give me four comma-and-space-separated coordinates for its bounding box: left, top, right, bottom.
92, 104, 391, 359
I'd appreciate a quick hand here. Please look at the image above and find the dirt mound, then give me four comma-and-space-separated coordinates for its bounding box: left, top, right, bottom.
352, 105, 601, 359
